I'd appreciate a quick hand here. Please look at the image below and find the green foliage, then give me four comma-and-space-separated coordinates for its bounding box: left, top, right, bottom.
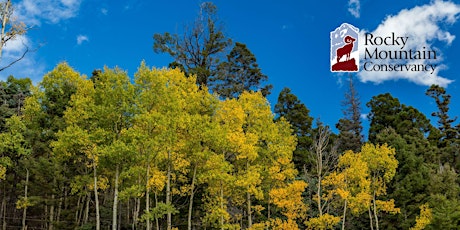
141, 202, 178, 221
153, 2, 232, 86
1, 55, 460, 230
275, 87, 314, 173
212, 42, 272, 98
375, 128, 434, 229
425, 84, 460, 170
0, 76, 31, 131
427, 194, 460, 229
366, 93, 432, 142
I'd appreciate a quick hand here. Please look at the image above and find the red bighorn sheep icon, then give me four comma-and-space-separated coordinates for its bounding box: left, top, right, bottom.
336, 35, 356, 63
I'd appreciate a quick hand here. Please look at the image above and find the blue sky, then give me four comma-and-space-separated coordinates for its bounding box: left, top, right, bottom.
1, 0, 460, 137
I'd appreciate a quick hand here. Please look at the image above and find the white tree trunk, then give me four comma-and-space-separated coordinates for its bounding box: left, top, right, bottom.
93, 163, 100, 230
21, 168, 29, 230
146, 164, 150, 230
342, 200, 347, 230
112, 165, 119, 230
166, 151, 172, 230
187, 165, 197, 230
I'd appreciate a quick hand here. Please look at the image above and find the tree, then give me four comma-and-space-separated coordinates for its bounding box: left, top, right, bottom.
336, 75, 363, 153
375, 128, 435, 229
133, 65, 212, 230
426, 163, 460, 229
211, 42, 272, 98
425, 85, 457, 141
274, 87, 314, 173
153, 2, 231, 86
366, 93, 432, 142
0, 0, 30, 71
88, 67, 136, 230
21, 62, 86, 230
309, 123, 338, 219
322, 149, 371, 230
52, 78, 104, 230
425, 85, 459, 168
215, 91, 298, 228
0, 76, 31, 132
303, 122, 340, 230
323, 143, 400, 230
361, 143, 400, 230
0, 116, 30, 182
268, 180, 308, 229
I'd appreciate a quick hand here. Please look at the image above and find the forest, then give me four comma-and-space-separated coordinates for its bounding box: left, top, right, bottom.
1, 1, 460, 230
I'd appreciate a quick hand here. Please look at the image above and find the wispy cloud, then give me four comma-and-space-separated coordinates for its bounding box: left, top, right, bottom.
0, 36, 45, 82
348, 0, 360, 18
357, 0, 460, 87
76, 35, 89, 45
16, 0, 83, 26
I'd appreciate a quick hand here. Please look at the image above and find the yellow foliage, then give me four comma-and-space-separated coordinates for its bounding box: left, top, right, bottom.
376, 199, 400, 214
264, 218, 300, 230
0, 166, 6, 180
270, 180, 307, 220
361, 143, 398, 187
410, 204, 432, 230
16, 197, 30, 209
322, 150, 371, 215
348, 192, 372, 214
305, 214, 341, 230
322, 143, 399, 218
251, 218, 300, 230
88, 176, 109, 191
147, 167, 166, 192
249, 222, 267, 230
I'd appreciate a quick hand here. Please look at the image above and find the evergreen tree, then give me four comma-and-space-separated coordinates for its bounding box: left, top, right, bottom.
0, 76, 31, 132
275, 87, 314, 173
425, 85, 457, 140
375, 128, 435, 229
426, 164, 460, 229
211, 42, 272, 98
336, 75, 363, 153
366, 93, 432, 142
425, 85, 459, 169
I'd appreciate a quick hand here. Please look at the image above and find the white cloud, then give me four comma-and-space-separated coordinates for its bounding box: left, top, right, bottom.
76, 35, 89, 45
348, 0, 360, 18
16, 0, 83, 25
360, 113, 368, 120
0, 36, 45, 83
357, 0, 460, 87
3, 35, 29, 54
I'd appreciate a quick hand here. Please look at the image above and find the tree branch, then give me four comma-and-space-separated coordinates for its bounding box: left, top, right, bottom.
0, 40, 35, 72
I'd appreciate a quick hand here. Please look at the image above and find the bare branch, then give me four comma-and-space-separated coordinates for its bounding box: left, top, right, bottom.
0, 40, 38, 72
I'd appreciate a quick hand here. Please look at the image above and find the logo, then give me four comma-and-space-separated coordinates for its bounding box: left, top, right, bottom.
331, 23, 359, 72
